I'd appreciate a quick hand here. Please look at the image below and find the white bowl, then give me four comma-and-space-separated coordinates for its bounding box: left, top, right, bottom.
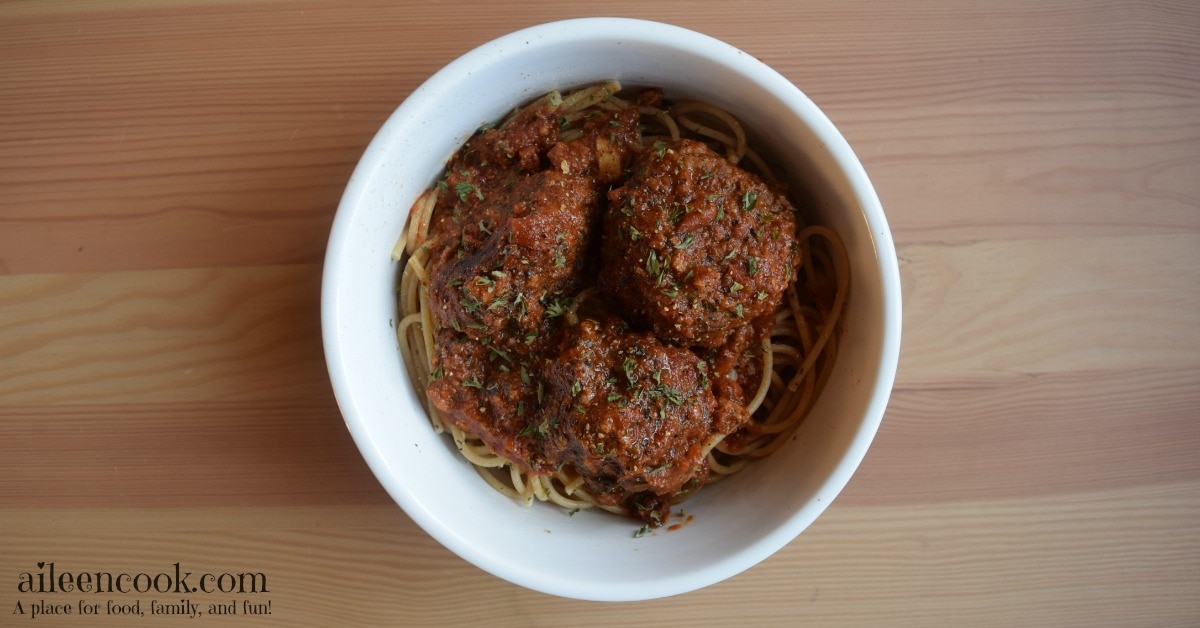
322, 18, 901, 601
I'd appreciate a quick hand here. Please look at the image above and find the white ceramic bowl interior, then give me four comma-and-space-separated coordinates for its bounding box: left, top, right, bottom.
322, 18, 901, 601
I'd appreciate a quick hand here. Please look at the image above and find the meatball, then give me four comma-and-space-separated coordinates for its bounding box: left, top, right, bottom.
427, 170, 600, 354
600, 139, 799, 348
425, 329, 549, 474
540, 316, 739, 523
425, 103, 563, 273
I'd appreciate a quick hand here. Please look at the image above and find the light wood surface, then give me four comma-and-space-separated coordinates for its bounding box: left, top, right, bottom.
3, 1, 1198, 625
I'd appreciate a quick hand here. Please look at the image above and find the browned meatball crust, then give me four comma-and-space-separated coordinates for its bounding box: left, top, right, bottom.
428, 170, 600, 354
541, 317, 744, 521
600, 139, 799, 348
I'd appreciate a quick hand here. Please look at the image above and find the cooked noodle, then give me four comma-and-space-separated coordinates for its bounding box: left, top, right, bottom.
394, 82, 848, 517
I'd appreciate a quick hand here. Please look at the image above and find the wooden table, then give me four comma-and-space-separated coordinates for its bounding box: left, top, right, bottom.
3, 1, 1198, 625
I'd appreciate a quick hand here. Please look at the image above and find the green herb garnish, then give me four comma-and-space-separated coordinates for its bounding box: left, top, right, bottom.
455, 181, 483, 201
545, 298, 570, 318
673, 234, 695, 250
741, 190, 757, 211
646, 250, 661, 280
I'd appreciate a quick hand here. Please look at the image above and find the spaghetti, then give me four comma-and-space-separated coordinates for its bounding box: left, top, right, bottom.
393, 82, 848, 526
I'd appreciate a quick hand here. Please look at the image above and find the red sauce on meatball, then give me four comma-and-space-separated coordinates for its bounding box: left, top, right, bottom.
601, 139, 799, 348
421, 88, 801, 526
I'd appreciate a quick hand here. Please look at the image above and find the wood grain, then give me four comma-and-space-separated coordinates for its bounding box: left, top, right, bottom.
0, 265, 328, 404
2, 0, 1199, 624
899, 233, 1200, 381
3, 483, 1197, 626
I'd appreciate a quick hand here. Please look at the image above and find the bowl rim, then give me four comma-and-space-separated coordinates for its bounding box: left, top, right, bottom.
322, 17, 902, 600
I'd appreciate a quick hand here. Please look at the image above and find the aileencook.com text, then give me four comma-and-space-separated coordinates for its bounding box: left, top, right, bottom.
17, 562, 268, 595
